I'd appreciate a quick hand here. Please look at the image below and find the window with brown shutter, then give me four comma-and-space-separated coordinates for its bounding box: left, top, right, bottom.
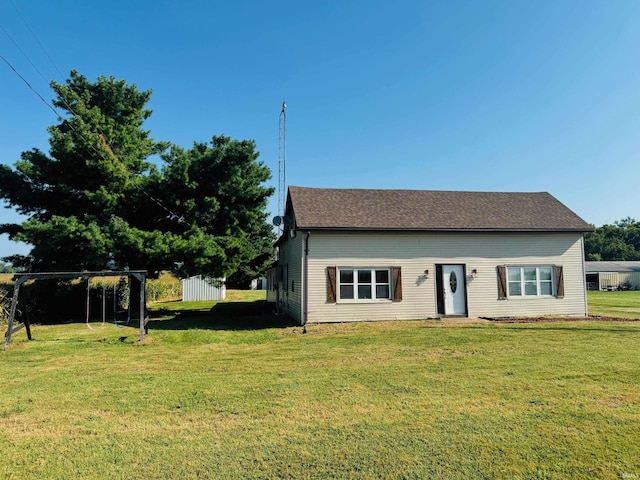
392, 266, 402, 302
326, 266, 337, 303
554, 265, 564, 298
497, 265, 507, 300
331, 267, 397, 302
501, 265, 560, 298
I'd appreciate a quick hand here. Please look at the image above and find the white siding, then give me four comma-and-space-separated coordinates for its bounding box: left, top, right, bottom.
302, 231, 587, 322
277, 232, 304, 323
266, 267, 278, 303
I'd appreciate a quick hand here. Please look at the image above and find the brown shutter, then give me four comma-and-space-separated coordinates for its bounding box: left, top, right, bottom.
392, 267, 402, 302
326, 266, 337, 303
497, 265, 507, 300
554, 265, 564, 298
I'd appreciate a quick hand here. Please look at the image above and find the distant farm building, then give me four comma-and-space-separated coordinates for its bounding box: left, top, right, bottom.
584, 261, 640, 291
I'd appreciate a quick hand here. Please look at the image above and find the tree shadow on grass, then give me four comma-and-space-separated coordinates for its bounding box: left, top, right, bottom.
148, 300, 298, 331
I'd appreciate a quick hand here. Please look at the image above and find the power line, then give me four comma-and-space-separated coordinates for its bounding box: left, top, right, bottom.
0, 22, 51, 87
9, 0, 65, 80
0, 54, 61, 119
1, 14, 186, 227
1, 55, 186, 225
0, 54, 119, 168
3, 0, 89, 131
0, 17, 102, 139
1, 6, 118, 154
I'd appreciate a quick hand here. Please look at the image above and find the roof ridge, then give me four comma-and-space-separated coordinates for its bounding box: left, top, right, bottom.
287, 186, 592, 232
288, 185, 551, 195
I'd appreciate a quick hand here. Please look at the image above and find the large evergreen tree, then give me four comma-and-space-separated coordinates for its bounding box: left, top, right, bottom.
0, 71, 274, 278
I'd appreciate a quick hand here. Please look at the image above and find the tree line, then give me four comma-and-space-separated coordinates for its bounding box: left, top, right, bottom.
0, 71, 274, 283
584, 218, 640, 261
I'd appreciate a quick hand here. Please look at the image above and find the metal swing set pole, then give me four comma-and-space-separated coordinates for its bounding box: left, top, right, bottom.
4, 276, 30, 350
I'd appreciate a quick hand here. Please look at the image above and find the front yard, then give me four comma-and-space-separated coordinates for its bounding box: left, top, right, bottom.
1, 292, 639, 479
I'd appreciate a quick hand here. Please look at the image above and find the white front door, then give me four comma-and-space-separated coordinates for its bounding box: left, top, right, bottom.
443, 265, 466, 315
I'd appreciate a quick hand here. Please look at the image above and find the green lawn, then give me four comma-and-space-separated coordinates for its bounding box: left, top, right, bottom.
588, 290, 640, 319
1, 292, 639, 479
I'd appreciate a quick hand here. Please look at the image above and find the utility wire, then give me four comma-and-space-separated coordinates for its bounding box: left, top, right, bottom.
1, 8, 119, 152
0, 23, 51, 87
9, 0, 65, 80
0, 54, 61, 119
1, 14, 186, 226
0, 18, 101, 138
3, 2, 99, 138
0, 54, 116, 168
1, 55, 186, 226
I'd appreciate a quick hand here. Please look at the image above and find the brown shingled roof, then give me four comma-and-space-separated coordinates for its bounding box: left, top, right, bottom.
287, 186, 593, 232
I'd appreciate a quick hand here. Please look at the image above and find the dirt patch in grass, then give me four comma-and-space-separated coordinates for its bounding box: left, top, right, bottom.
487, 316, 639, 323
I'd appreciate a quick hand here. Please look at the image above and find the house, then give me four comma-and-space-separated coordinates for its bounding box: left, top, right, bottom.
584, 261, 640, 290
267, 186, 593, 323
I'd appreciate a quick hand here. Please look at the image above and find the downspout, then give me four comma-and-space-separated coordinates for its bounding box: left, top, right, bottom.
302, 231, 310, 328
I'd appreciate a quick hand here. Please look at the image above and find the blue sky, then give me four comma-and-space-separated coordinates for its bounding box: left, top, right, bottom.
1, 1, 640, 259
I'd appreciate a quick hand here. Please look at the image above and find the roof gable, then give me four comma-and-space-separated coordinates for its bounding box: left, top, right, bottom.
287, 186, 592, 232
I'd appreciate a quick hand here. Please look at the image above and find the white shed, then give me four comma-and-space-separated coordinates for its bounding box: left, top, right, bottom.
181, 276, 226, 301
250, 277, 267, 290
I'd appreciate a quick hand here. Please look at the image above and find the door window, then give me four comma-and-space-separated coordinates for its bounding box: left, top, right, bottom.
449, 271, 457, 293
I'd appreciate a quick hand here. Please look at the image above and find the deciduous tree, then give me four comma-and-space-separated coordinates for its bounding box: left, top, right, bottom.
584, 217, 640, 261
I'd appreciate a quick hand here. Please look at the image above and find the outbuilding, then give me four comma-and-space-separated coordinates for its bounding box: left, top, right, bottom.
584, 261, 640, 291
267, 186, 593, 323
181, 275, 226, 301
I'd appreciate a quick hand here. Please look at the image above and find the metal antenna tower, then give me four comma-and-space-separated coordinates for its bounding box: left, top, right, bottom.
278, 101, 286, 219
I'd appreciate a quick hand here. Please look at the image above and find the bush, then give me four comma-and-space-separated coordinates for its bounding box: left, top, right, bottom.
0, 289, 10, 327
145, 274, 182, 303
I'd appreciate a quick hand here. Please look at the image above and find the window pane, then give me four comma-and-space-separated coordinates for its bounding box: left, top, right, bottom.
358, 285, 372, 299
508, 268, 521, 282
540, 281, 552, 295
539, 268, 552, 281
358, 270, 371, 283
376, 285, 390, 299
340, 270, 353, 283
508, 282, 521, 296
525, 282, 537, 295
524, 268, 537, 281
375, 270, 389, 283
340, 285, 354, 299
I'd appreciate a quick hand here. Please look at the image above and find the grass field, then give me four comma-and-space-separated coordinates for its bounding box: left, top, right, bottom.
587, 290, 640, 319
1, 291, 639, 478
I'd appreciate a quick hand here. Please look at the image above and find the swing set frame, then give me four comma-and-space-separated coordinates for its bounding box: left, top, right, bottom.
4, 270, 147, 350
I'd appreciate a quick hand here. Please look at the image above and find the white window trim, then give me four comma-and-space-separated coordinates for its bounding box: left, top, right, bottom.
507, 266, 554, 298
337, 267, 392, 302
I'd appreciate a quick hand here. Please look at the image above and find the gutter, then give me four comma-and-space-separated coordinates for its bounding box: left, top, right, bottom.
296, 227, 594, 233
